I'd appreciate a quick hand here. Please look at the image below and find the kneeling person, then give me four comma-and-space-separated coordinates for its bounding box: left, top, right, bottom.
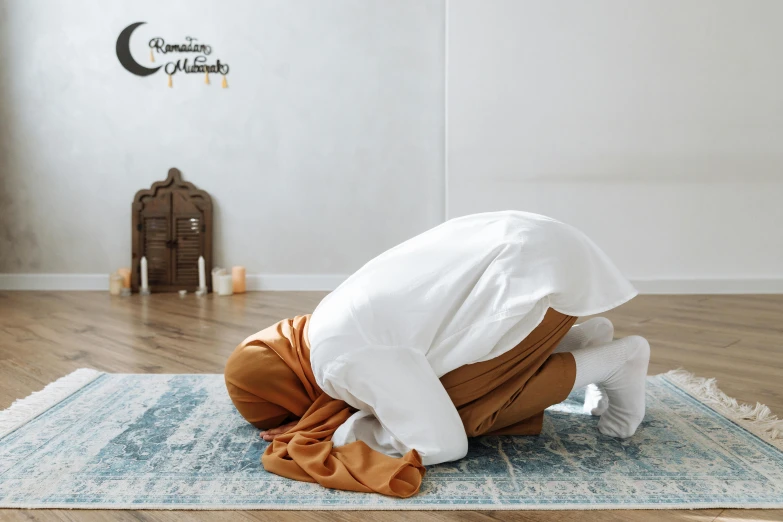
224, 211, 650, 497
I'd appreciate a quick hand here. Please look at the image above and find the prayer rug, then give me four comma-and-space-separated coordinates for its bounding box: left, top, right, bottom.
1, 368, 782, 510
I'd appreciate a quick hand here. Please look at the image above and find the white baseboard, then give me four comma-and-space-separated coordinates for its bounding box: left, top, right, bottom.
0, 273, 781, 294
244, 274, 347, 291
0, 274, 110, 291
0, 273, 348, 292
630, 278, 783, 295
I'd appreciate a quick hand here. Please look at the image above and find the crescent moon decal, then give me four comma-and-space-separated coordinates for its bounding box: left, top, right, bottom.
116, 22, 161, 77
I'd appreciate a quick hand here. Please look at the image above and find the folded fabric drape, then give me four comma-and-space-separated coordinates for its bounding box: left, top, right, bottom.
224, 316, 425, 497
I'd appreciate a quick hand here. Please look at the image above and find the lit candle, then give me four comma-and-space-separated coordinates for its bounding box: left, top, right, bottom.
217, 273, 234, 296
232, 266, 246, 294
198, 256, 206, 290
117, 267, 131, 289
141, 256, 149, 291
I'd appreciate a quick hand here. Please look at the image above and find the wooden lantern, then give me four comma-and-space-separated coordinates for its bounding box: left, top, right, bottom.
131, 168, 213, 293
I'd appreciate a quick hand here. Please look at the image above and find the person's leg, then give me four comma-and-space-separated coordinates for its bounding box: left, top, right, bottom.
457, 335, 650, 439
441, 308, 649, 439
442, 309, 579, 437
570, 336, 650, 438
473, 351, 577, 436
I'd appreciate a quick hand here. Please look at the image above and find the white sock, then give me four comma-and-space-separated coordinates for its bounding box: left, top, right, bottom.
583, 383, 609, 416
571, 336, 650, 438
571, 337, 627, 390
553, 317, 614, 354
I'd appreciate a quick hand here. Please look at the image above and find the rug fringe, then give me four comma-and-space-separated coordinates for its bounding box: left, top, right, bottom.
0, 368, 103, 439
662, 369, 783, 451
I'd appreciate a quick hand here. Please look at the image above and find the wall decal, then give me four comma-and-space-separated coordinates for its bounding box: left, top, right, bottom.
116, 22, 230, 88
116, 22, 162, 77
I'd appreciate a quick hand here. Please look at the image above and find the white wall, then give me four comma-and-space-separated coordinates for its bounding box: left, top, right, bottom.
447, 0, 783, 291
2, 0, 782, 293
0, 0, 445, 282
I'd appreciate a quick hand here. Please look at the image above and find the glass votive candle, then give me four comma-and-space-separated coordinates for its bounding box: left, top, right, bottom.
212, 267, 226, 293
217, 273, 234, 296
109, 273, 124, 296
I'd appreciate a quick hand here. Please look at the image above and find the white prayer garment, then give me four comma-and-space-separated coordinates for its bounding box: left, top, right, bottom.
308, 211, 637, 465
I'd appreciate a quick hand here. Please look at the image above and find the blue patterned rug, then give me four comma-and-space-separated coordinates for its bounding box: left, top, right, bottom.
1, 369, 782, 510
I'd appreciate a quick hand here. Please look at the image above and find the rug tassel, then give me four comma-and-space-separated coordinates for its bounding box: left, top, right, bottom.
663, 369, 783, 450
0, 368, 103, 438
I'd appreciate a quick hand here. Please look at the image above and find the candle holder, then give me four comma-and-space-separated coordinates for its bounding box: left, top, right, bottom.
140, 288, 151, 296
211, 267, 226, 292
109, 273, 124, 296
217, 273, 234, 296
196, 286, 208, 297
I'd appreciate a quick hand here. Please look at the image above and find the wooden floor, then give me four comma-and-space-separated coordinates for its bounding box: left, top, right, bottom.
1, 291, 782, 521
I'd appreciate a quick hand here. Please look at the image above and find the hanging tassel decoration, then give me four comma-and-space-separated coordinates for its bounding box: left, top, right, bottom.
150, 49, 155, 63
221, 75, 228, 89
168, 74, 173, 88
205, 69, 210, 85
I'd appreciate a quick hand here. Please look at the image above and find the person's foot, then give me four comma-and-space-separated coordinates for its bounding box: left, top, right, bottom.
583, 383, 609, 416
555, 317, 614, 354
579, 317, 615, 349
596, 336, 650, 438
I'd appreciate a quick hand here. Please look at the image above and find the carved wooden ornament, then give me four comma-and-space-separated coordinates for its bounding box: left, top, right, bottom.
131, 168, 213, 293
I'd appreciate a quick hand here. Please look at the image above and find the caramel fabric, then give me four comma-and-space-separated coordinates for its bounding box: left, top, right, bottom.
442, 308, 578, 437
224, 310, 576, 498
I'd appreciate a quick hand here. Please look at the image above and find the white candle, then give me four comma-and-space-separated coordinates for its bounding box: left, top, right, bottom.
141, 256, 149, 291
198, 256, 206, 289
212, 267, 225, 293
217, 273, 234, 296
